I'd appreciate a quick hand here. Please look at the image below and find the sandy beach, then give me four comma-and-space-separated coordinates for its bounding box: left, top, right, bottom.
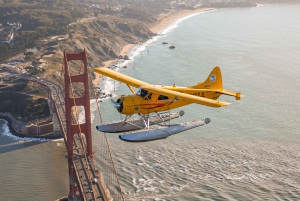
93, 8, 215, 88
149, 8, 215, 34
92, 44, 135, 87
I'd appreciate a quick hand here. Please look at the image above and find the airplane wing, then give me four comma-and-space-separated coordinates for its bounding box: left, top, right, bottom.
93, 67, 148, 88
93, 67, 232, 107
142, 85, 230, 107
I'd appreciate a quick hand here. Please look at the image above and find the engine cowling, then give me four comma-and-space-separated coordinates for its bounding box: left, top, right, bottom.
115, 95, 141, 115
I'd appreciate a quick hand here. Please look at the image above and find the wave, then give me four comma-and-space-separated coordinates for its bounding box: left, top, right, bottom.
118, 139, 300, 200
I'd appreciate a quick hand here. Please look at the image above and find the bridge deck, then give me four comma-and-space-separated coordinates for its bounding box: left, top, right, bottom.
39, 79, 108, 201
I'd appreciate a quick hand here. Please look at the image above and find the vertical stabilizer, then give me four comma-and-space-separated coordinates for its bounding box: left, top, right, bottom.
192, 66, 223, 89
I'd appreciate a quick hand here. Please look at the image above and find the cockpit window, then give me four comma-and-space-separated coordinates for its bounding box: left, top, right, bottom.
136, 89, 149, 98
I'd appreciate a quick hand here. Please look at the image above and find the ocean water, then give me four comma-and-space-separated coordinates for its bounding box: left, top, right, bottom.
0, 119, 68, 200
1, 4, 300, 200
95, 4, 300, 201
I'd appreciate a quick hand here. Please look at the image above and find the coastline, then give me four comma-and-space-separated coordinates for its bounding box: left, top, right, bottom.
149, 8, 215, 34
92, 44, 135, 87
1, 8, 216, 138
92, 8, 215, 88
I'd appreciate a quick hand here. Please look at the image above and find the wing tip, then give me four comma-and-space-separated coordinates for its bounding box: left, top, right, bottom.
218, 101, 231, 107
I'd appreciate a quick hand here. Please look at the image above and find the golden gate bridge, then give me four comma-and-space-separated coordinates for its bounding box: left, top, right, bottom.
43, 50, 125, 201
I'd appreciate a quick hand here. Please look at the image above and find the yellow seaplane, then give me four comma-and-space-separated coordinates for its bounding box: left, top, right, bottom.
93, 66, 241, 142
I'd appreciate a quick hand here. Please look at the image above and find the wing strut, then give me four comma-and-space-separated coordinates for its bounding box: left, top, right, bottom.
126, 84, 135, 94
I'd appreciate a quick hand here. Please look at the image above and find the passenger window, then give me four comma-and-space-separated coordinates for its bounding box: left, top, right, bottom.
158, 95, 168, 100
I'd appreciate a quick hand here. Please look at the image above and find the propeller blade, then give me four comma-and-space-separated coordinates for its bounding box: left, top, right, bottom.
111, 98, 117, 104
114, 103, 121, 109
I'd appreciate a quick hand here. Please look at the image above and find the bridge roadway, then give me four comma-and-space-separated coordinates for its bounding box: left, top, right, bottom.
28, 77, 109, 201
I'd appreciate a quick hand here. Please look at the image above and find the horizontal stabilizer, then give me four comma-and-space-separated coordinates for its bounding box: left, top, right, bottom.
218, 89, 242, 100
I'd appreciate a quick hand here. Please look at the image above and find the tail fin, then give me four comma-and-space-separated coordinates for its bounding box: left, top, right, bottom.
191, 66, 223, 89
188, 66, 242, 101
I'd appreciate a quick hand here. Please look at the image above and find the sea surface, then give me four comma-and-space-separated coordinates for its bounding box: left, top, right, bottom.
1, 4, 300, 200
0, 120, 68, 200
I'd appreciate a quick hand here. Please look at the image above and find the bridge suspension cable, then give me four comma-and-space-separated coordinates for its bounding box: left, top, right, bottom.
87, 58, 125, 201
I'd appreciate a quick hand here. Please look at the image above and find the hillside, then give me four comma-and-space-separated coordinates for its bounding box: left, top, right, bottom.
63, 16, 155, 66
36, 15, 156, 84
1, 0, 291, 80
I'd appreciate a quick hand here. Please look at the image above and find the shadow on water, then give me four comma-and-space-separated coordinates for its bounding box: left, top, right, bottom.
0, 138, 48, 154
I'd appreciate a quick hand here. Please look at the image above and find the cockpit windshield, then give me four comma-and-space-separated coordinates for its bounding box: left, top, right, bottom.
136, 88, 149, 98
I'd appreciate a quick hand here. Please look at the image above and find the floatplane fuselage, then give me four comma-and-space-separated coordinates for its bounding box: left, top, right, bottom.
93, 66, 242, 142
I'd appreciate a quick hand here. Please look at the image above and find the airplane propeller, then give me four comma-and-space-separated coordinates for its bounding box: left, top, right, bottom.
110, 98, 123, 119
111, 98, 122, 110
114, 102, 121, 109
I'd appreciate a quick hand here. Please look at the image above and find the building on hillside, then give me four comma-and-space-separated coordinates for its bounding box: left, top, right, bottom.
23, 117, 54, 136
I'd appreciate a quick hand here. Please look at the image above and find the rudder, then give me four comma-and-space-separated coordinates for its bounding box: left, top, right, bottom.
194, 66, 223, 89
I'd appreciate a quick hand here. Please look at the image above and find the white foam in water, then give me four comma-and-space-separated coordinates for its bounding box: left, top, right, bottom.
77, 99, 103, 124
144, 187, 158, 192
100, 76, 120, 97
90, 99, 97, 122
133, 177, 158, 193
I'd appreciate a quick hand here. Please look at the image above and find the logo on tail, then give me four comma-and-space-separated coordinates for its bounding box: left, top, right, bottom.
210, 74, 216, 83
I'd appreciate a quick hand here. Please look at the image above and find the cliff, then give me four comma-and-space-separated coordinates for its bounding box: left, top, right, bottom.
56, 16, 156, 69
